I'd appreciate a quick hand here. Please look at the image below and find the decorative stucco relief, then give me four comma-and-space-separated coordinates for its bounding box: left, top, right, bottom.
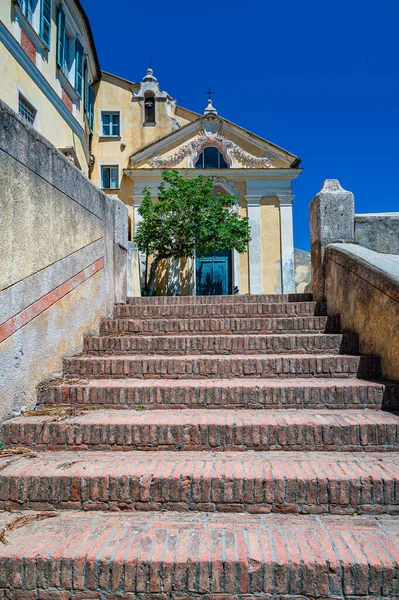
148, 115, 277, 168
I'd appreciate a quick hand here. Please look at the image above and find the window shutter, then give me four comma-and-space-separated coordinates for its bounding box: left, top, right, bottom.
88, 84, 94, 132
75, 40, 84, 98
56, 6, 65, 68
40, 0, 52, 49
83, 60, 89, 113
16, 0, 24, 9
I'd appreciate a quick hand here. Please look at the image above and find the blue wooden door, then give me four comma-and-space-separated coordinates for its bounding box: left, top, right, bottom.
196, 250, 232, 296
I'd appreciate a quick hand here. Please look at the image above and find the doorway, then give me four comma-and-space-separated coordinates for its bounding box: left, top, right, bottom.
195, 250, 232, 295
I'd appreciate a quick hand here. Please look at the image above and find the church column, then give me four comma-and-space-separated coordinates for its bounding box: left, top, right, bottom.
278, 195, 295, 293
246, 195, 262, 294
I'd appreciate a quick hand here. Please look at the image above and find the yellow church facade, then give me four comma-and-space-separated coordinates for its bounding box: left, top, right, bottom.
92, 69, 302, 295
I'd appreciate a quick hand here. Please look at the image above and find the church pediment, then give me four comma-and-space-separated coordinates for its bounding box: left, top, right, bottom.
129, 110, 299, 170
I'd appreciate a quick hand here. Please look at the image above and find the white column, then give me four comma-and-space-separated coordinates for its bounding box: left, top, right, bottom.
133, 196, 147, 288
232, 249, 240, 293
246, 195, 262, 294
168, 257, 181, 296
279, 195, 295, 293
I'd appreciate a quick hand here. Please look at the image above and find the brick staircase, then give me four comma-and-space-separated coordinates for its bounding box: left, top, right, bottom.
1, 292, 399, 599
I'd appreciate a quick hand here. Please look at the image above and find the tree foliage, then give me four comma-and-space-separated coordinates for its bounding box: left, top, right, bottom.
135, 170, 251, 295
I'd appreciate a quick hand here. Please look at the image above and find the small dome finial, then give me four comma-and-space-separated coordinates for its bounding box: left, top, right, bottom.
147, 67, 153, 76
204, 98, 217, 115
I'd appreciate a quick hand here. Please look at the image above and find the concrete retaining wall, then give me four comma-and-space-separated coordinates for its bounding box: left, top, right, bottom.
0, 100, 128, 421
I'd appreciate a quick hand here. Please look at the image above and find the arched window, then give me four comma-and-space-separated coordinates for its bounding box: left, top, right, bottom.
195, 146, 229, 169
144, 93, 155, 124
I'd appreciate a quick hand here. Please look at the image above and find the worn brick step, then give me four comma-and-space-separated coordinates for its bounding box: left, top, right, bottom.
100, 315, 338, 336
115, 301, 324, 319
4, 409, 399, 452
63, 353, 381, 379
2, 450, 399, 514
84, 333, 358, 356
1, 510, 399, 599
38, 377, 391, 410
127, 292, 313, 305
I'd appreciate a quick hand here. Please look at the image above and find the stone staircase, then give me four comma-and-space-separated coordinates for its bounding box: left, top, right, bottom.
1, 292, 399, 599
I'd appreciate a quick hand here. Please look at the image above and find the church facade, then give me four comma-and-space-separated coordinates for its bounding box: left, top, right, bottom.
92, 69, 302, 295
0, 0, 302, 296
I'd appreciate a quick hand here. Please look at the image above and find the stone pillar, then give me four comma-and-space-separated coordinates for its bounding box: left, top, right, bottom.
168, 257, 181, 296
246, 195, 262, 294
309, 179, 354, 300
127, 242, 141, 297
133, 196, 147, 289
279, 195, 295, 293
232, 249, 241, 293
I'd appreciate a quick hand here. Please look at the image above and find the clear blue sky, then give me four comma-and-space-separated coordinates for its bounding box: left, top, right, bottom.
83, 0, 399, 251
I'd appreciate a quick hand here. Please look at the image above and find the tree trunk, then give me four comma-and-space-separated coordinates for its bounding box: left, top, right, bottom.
148, 255, 165, 296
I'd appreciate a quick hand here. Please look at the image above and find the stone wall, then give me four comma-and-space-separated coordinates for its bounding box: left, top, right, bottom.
0, 100, 128, 421
310, 179, 399, 381
325, 244, 399, 380
355, 214, 399, 255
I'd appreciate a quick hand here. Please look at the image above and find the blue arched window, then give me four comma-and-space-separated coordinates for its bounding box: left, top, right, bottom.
195, 146, 229, 169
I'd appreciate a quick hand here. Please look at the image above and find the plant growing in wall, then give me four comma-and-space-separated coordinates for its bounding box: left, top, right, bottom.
135, 170, 251, 295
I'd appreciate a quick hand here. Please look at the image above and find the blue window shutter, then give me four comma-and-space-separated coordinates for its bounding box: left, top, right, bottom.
83, 60, 89, 113
40, 0, 52, 49
88, 84, 94, 132
57, 6, 65, 68
75, 40, 84, 98
16, 0, 23, 9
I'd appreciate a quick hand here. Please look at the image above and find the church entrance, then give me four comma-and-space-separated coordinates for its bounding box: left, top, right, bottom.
195, 250, 232, 295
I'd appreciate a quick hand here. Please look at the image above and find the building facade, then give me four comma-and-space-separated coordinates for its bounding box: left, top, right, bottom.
0, 1, 302, 295
0, 0, 100, 172
92, 69, 301, 295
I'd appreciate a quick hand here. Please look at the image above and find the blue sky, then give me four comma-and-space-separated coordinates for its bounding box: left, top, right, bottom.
83, 0, 399, 251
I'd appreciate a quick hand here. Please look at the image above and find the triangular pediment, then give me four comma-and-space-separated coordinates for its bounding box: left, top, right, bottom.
128, 114, 299, 169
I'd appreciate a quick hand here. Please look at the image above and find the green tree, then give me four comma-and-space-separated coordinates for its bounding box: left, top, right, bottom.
135, 170, 251, 295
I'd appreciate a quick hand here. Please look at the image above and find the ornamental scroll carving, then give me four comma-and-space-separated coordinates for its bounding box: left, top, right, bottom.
147, 116, 277, 168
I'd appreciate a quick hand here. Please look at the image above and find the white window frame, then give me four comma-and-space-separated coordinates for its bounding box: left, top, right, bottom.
100, 109, 122, 138
100, 163, 120, 190
14, 0, 47, 53
17, 89, 38, 128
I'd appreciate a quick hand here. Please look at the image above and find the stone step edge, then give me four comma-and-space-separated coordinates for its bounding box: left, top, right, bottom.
4, 408, 399, 452
126, 293, 313, 305
37, 377, 394, 410
2, 450, 399, 515
0, 510, 396, 599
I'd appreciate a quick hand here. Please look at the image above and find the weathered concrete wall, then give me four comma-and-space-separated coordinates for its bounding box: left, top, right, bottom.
325, 244, 399, 381
0, 100, 127, 421
355, 214, 399, 255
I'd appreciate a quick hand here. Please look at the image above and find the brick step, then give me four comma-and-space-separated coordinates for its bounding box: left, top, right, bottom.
115, 300, 324, 319
2, 450, 399, 514
4, 409, 399, 452
63, 353, 381, 379
84, 333, 358, 356
38, 377, 392, 410
100, 315, 339, 335
1, 510, 398, 599
127, 292, 313, 305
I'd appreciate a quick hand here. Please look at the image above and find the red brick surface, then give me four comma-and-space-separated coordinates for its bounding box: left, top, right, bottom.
4, 409, 399, 452
115, 300, 324, 318
84, 332, 356, 355
61, 88, 73, 113
2, 450, 399, 514
0, 511, 398, 598
38, 377, 386, 410
63, 353, 381, 379
1, 292, 399, 598
100, 315, 338, 335
20, 29, 36, 64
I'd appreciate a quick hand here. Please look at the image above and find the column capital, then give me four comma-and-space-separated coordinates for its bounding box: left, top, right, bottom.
245, 195, 262, 206
278, 195, 294, 206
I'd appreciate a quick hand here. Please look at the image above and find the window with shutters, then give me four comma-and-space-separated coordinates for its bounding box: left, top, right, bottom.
101, 166, 119, 190
101, 112, 120, 137
16, 0, 52, 49
57, 5, 85, 94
